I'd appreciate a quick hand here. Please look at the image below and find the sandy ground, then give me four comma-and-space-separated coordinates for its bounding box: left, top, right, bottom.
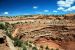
0, 46, 9, 50
35, 38, 64, 50
6, 36, 17, 50
12, 28, 19, 37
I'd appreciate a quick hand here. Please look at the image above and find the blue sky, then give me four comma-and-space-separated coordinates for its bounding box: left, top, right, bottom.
0, 0, 75, 16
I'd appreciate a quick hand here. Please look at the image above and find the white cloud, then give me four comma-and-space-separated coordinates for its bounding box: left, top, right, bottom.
66, 0, 75, 4
65, 6, 75, 11
4, 12, 8, 15
53, 10, 58, 13
57, 0, 70, 7
57, 0, 75, 12
57, 0, 75, 7
58, 6, 75, 12
44, 10, 49, 12
57, 7, 65, 10
33, 6, 38, 9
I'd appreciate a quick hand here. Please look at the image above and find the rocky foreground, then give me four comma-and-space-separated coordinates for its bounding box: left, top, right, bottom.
0, 14, 75, 50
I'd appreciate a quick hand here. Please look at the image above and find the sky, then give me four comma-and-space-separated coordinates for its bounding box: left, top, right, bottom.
0, 0, 75, 16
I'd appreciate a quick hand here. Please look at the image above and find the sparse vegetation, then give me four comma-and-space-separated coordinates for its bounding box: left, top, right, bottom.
45, 46, 50, 50
22, 46, 27, 50
40, 45, 43, 50
56, 48, 59, 50
50, 48, 54, 50
14, 38, 23, 47
32, 46, 38, 50
0, 14, 75, 50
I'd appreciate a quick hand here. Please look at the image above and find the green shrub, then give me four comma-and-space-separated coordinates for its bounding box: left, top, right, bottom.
29, 44, 32, 47
24, 41, 29, 46
40, 45, 43, 50
32, 46, 38, 50
23, 46, 27, 50
45, 46, 49, 50
29, 41, 32, 43
0, 23, 6, 30
50, 48, 54, 50
14, 38, 22, 47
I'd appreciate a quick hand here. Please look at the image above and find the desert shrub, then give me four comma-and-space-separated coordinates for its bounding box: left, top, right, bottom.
5, 22, 10, 28
32, 46, 38, 50
50, 48, 54, 50
6, 30, 13, 39
56, 48, 59, 50
14, 38, 22, 47
29, 41, 32, 43
29, 44, 32, 47
45, 46, 49, 50
23, 46, 27, 50
16, 22, 20, 24
0, 23, 6, 30
40, 45, 43, 50
24, 41, 29, 46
